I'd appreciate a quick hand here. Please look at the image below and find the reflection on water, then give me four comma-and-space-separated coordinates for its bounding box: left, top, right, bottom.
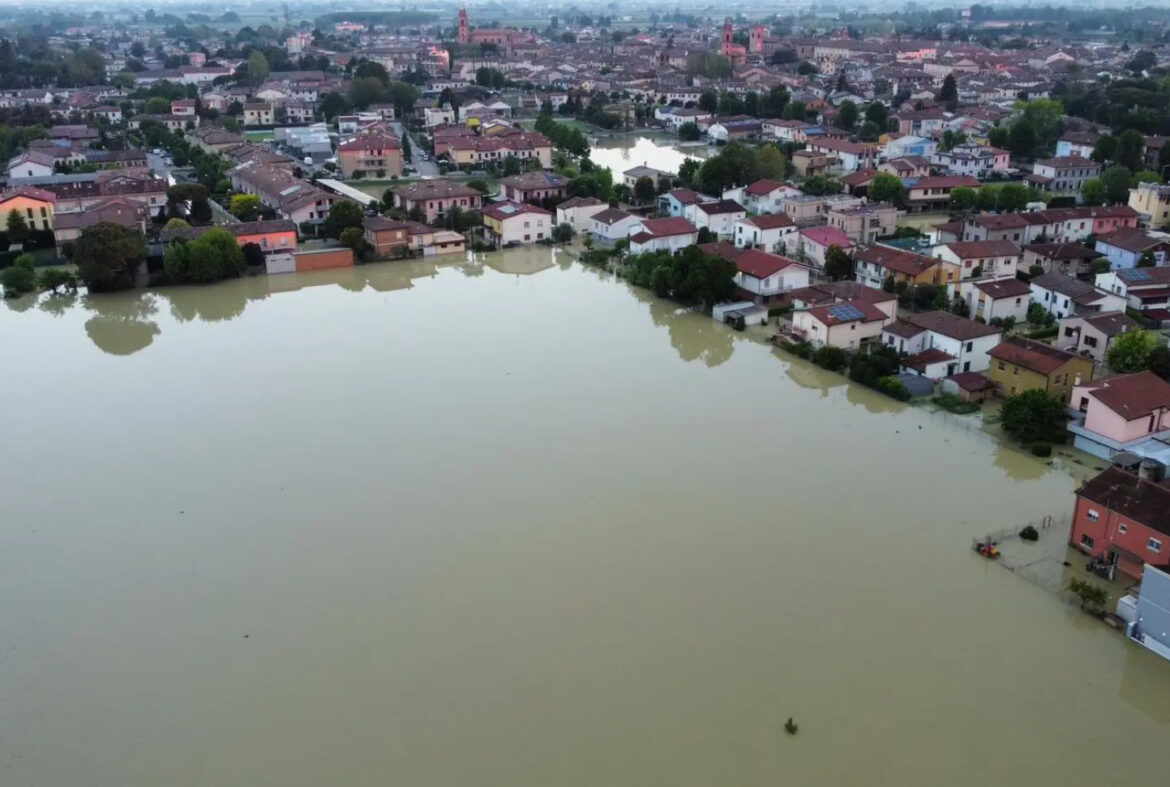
629, 283, 734, 368
3, 292, 36, 313
38, 293, 77, 317
1120, 643, 1170, 725
82, 292, 161, 356
589, 135, 707, 177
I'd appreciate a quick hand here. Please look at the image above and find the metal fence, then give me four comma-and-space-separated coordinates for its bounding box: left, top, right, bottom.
975, 514, 1075, 596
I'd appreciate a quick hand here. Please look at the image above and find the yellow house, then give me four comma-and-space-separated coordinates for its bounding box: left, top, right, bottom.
987, 335, 1094, 398
0, 186, 57, 232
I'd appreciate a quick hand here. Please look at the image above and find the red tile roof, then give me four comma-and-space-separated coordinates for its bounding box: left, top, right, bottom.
1086, 371, 1170, 421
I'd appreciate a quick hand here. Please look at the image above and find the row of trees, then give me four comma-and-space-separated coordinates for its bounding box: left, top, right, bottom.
623, 246, 737, 307
676, 141, 788, 195
533, 111, 590, 157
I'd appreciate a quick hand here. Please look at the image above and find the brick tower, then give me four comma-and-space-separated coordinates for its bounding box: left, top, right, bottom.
721, 18, 734, 56
458, 7, 469, 44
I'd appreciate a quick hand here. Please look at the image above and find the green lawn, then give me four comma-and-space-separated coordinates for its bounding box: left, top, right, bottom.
246, 130, 275, 142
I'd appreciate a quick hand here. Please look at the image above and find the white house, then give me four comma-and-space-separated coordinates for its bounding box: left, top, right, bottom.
1030, 272, 1126, 320
481, 201, 551, 245
685, 199, 746, 239
424, 106, 457, 127
733, 213, 797, 253
882, 311, 1003, 376
1094, 228, 1170, 270
1096, 266, 1170, 311
589, 207, 641, 244
555, 196, 608, 233
960, 277, 1032, 324
933, 239, 1021, 281
785, 226, 855, 271
628, 216, 699, 254
728, 248, 810, 305
723, 179, 800, 214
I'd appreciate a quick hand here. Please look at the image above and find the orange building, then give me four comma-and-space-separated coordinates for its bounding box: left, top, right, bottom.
0, 186, 57, 231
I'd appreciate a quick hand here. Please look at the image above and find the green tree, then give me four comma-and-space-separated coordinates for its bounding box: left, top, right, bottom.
950, 187, 978, 212
1106, 329, 1160, 373
73, 222, 147, 292
1102, 166, 1133, 204
348, 76, 388, 109
0, 253, 36, 298
228, 194, 262, 221
164, 228, 244, 284
634, 176, 656, 203
6, 208, 29, 242
1081, 178, 1107, 206
837, 100, 858, 131
868, 172, 905, 206
37, 267, 78, 294
987, 126, 1010, 149
339, 226, 366, 255
1008, 120, 1036, 157
678, 158, 700, 188
1138, 250, 1157, 268
677, 122, 700, 141
823, 244, 853, 281
163, 218, 191, 230
938, 73, 958, 111
1091, 134, 1116, 164
864, 101, 888, 129
698, 90, 717, 113
323, 201, 365, 238
756, 144, 786, 181
247, 49, 270, 86
1000, 389, 1068, 444
1115, 129, 1146, 173
697, 142, 759, 194
1068, 578, 1107, 612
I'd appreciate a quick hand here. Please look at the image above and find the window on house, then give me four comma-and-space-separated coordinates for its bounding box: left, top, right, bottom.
1079, 397, 1089, 412
1087, 509, 1099, 522
1150, 538, 1162, 554
965, 342, 973, 352
1080, 534, 1095, 549
1118, 523, 1127, 535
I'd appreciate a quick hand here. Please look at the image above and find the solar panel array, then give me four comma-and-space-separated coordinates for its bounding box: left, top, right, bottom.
1123, 269, 1152, 282
827, 303, 865, 321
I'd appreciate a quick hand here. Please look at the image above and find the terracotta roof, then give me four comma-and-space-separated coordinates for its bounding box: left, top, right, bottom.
1076, 311, 1138, 337
854, 244, 935, 277
745, 213, 795, 230
1024, 242, 1097, 261
943, 239, 1020, 259
807, 298, 888, 326
733, 249, 801, 279
974, 277, 1031, 299
665, 187, 702, 205
638, 216, 697, 236
800, 226, 853, 248
745, 178, 786, 196
903, 347, 956, 371
884, 319, 926, 339
591, 207, 633, 225
695, 199, 746, 215
1077, 467, 1170, 539
481, 200, 550, 220
1097, 228, 1169, 254
1086, 371, 1170, 421
395, 179, 480, 201
906, 310, 1002, 341
989, 335, 1078, 375
1030, 272, 1095, 298
0, 186, 57, 203
948, 371, 995, 391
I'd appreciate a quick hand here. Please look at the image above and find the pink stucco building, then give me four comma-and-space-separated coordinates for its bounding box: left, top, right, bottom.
1068, 371, 1170, 459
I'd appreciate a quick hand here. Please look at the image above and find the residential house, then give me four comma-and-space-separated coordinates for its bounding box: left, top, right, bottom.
1128, 181, 1170, 228
1029, 272, 1127, 320
444, 131, 552, 169
791, 299, 889, 349
685, 199, 747, 239
1095, 266, 1170, 313
6, 151, 56, 180
1023, 242, 1099, 278
961, 207, 1140, 244
1068, 371, 1170, 460
628, 216, 699, 255
903, 175, 981, 212
589, 207, 641, 244
933, 239, 1020, 281
555, 196, 608, 233
788, 281, 899, 324
880, 156, 933, 180
52, 198, 147, 245
805, 137, 879, 173
338, 130, 403, 179
826, 203, 899, 244
1069, 467, 1170, 580
1094, 228, 1170, 270
1028, 156, 1101, 196
786, 225, 854, 270
1057, 311, 1140, 366
733, 213, 797, 253
703, 242, 810, 305
961, 277, 1032, 323
499, 171, 568, 205
0, 186, 56, 231
394, 180, 482, 223
622, 165, 673, 189
724, 179, 798, 214
853, 244, 953, 290
932, 144, 1010, 178
1124, 563, 1170, 659
882, 311, 1003, 376
884, 135, 939, 159
1055, 133, 1097, 159
243, 102, 275, 126
707, 118, 762, 142
481, 200, 551, 245
424, 105, 457, 128
658, 188, 705, 217
364, 216, 413, 258
986, 335, 1093, 398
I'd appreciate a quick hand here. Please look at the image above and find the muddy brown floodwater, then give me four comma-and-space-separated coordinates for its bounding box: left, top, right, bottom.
1, 247, 1168, 787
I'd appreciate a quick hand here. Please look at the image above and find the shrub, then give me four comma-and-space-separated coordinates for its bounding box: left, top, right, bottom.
0, 262, 36, 298
1020, 525, 1040, 541
875, 375, 911, 401
811, 345, 848, 371
787, 340, 813, 359
933, 392, 979, 414
1030, 441, 1052, 457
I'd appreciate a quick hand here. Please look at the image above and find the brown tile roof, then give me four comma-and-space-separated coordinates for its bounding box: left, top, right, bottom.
989, 335, 1078, 375
395, 179, 481, 201
1077, 467, 1170, 539
1086, 371, 1170, 421
854, 244, 936, 277
943, 239, 1020, 259
903, 347, 956, 371
746, 213, 795, 230
906, 310, 1003, 341
973, 277, 1031, 299
1077, 311, 1138, 337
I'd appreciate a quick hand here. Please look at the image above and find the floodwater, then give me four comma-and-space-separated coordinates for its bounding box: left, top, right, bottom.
590, 134, 707, 178
1, 247, 1168, 787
